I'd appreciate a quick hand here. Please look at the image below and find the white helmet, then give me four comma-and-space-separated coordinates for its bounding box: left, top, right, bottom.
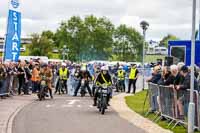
119, 66, 123, 69
62, 63, 66, 67
101, 66, 109, 71
81, 66, 87, 71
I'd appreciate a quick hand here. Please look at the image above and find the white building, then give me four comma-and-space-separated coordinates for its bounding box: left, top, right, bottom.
146, 40, 168, 55
0, 37, 31, 52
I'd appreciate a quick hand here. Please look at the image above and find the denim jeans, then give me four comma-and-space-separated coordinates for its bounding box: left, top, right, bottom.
32, 81, 40, 93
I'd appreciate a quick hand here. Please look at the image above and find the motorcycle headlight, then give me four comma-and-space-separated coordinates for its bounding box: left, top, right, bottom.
41, 81, 46, 86
102, 89, 108, 93
102, 84, 107, 89
81, 80, 85, 84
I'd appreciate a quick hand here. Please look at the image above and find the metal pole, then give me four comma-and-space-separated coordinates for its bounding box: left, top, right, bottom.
142, 30, 146, 90
63, 50, 65, 61
2, 0, 11, 63
188, 0, 196, 132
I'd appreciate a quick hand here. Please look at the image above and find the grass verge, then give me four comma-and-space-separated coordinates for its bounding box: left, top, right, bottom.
125, 90, 200, 133
145, 55, 165, 63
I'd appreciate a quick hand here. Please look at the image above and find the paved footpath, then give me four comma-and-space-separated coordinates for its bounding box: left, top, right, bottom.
0, 95, 35, 133
111, 93, 172, 133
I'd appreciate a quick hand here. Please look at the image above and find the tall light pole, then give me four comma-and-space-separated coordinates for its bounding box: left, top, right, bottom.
140, 21, 149, 90
188, 0, 196, 133
62, 45, 67, 61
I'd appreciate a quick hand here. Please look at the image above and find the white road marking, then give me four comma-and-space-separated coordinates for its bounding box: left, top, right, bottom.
77, 105, 81, 108
89, 105, 93, 108
62, 104, 73, 108
46, 104, 55, 108
66, 100, 80, 105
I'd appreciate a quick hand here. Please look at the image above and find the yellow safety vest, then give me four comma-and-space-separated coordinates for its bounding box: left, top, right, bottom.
59, 68, 68, 80
118, 70, 125, 80
96, 73, 111, 86
129, 68, 137, 79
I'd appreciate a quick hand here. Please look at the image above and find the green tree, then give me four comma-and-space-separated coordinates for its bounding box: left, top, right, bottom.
54, 16, 86, 61
84, 15, 114, 60
160, 34, 179, 47
113, 24, 144, 61
28, 32, 53, 57
54, 15, 114, 62
42, 30, 54, 39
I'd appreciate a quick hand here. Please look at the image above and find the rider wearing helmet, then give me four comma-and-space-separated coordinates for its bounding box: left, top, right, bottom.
93, 66, 112, 106
116, 66, 125, 92
40, 63, 53, 99
92, 66, 101, 96
55, 63, 69, 94
73, 65, 93, 97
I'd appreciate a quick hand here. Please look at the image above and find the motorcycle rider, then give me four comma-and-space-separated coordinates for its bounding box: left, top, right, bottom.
93, 66, 112, 106
40, 64, 53, 99
55, 63, 69, 94
92, 66, 101, 96
73, 65, 92, 97
116, 66, 125, 92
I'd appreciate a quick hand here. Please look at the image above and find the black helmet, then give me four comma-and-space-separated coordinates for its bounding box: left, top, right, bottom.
42, 63, 48, 68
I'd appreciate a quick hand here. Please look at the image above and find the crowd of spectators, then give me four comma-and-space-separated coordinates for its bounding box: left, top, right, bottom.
146, 62, 200, 119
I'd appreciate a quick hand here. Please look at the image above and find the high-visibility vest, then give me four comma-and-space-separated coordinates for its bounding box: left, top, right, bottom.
118, 70, 125, 80
59, 68, 68, 80
31, 68, 40, 81
129, 68, 137, 79
96, 73, 111, 86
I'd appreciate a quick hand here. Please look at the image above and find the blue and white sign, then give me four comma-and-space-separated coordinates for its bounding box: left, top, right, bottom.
4, 0, 21, 62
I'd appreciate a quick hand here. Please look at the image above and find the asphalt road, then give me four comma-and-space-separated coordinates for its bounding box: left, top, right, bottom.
12, 95, 146, 133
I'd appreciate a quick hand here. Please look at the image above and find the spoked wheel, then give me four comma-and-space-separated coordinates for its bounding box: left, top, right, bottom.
38, 94, 42, 101
38, 87, 44, 101
101, 107, 105, 115
81, 93, 85, 97
80, 87, 86, 97
101, 97, 107, 115
58, 82, 62, 95
122, 86, 125, 92
99, 106, 101, 112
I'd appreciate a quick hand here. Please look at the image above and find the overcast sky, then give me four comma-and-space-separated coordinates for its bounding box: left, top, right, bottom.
0, 0, 197, 40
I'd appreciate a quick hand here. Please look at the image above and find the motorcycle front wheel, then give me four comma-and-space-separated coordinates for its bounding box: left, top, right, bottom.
80, 87, 86, 97
101, 97, 107, 115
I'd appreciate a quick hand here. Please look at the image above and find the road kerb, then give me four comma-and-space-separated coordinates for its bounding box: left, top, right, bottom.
5, 97, 35, 133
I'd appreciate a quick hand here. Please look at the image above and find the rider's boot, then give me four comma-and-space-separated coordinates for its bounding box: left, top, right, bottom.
93, 97, 97, 106
49, 89, 53, 99
107, 96, 110, 106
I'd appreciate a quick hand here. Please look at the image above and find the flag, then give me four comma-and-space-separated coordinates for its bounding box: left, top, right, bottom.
4, 0, 21, 62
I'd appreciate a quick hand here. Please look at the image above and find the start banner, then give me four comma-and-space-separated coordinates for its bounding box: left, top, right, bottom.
4, 0, 21, 62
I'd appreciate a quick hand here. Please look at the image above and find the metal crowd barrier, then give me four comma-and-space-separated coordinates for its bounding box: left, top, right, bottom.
173, 90, 200, 130
145, 83, 160, 117
0, 75, 19, 97
9, 75, 19, 95
158, 86, 177, 123
0, 77, 10, 96
146, 83, 200, 130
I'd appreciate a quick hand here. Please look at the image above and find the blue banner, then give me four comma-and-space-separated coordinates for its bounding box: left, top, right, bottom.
4, 0, 21, 62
